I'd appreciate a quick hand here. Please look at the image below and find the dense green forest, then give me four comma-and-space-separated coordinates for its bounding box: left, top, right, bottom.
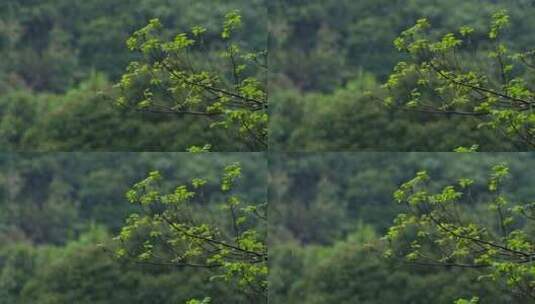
3, 1, 535, 303
0, 0, 266, 151
3, 0, 535, 150
0, 153, 267, 303
5, 153, 535, 303
270, 0, 535, 151
269, 153, 535, 303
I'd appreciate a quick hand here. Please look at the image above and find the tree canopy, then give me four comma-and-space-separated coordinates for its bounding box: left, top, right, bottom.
380, 10, 535, 149
385, 162, 535, 301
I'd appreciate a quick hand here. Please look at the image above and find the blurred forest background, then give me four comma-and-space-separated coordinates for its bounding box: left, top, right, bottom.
3, 0, 535, 150
269, 153, 535, 303
5, 153, 535, 303
0, 153, 266, 303
0, 0, 266, 151
269, 0, 535, 151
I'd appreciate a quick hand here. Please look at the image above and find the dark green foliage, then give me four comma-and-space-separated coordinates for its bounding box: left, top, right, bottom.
270, 231, 512, 304
380, 11, 535, 148
269, 153, 535, 303
0, 153, 266, 243
385, 163, 535, 300
270, 0, 535, 150
113, 163, 267, 302
116, 11, 267, 150
270, 76, 514, 151
0, 153, 266, 303
0, 0, 266, 151
0, 243, 36, 303
1, 75, 240, 151
16, 228, 248, 304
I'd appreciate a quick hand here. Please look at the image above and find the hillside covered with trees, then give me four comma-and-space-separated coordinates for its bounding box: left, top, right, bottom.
270, 0, 535, 151
0, 153, 267, 303
0, 0, 266, 151
3, 1, 535, 151
269, 153, 535, 303
3, 1, 535, 303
